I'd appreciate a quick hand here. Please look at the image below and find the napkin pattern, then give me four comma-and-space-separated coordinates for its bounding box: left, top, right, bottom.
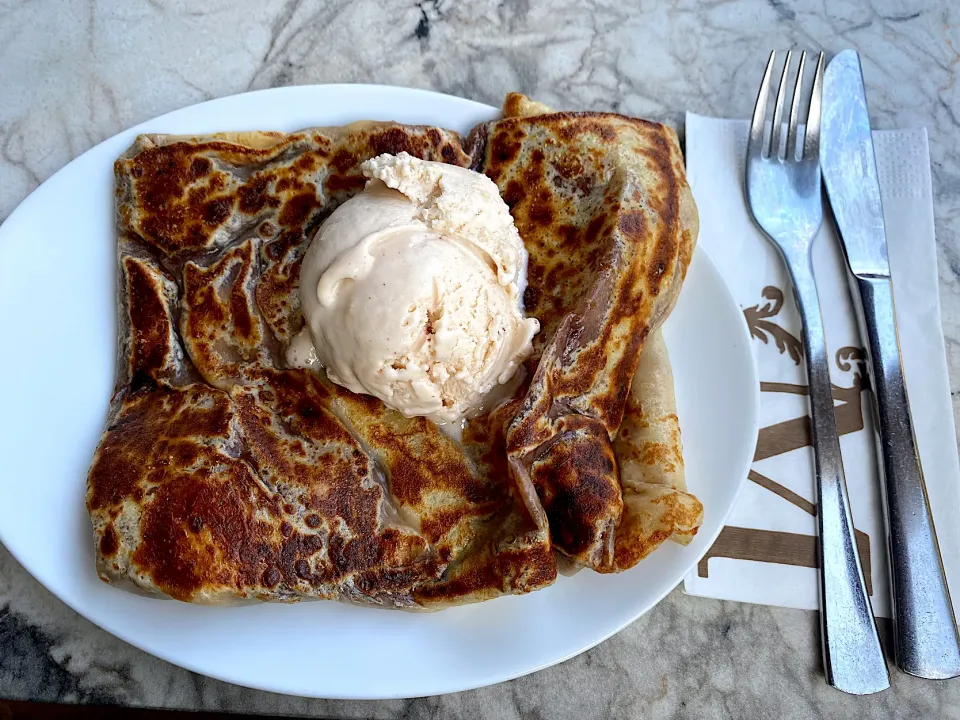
682, 116, 960, 618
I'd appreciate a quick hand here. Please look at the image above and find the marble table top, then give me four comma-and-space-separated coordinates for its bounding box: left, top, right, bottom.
2, 0, 959, 717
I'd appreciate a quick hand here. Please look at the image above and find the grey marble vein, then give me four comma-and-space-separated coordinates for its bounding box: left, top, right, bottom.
1, 0, 960, 717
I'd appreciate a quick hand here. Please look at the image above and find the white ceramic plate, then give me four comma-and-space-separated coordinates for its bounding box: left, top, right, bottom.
0, 85, 759, 699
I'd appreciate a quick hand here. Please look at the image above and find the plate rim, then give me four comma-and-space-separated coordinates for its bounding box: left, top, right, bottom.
0, 83, 760, 699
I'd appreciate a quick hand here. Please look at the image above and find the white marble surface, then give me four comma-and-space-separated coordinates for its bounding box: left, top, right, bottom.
1, 0, 959, 717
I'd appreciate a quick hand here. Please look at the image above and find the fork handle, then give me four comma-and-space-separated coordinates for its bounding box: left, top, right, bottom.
785, 253, 890, 695
852, 275, 960, 679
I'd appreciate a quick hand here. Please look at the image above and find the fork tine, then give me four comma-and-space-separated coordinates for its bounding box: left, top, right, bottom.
770, 50, 793, 159
803, 52, 825, 160
749, 51, 776, 157
785, 51, 807, 160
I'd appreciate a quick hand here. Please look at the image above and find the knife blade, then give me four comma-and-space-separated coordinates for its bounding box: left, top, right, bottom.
819, 53, 889, 279
821, 49, 960, 680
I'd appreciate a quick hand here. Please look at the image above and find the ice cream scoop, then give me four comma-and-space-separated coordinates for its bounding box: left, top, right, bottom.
288, 152, 539, 425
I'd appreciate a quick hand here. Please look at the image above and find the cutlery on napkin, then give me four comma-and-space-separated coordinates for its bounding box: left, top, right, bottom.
682, 114, 960, 655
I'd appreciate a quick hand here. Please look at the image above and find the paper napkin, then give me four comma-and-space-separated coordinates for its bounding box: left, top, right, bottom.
682, 115, 960, 618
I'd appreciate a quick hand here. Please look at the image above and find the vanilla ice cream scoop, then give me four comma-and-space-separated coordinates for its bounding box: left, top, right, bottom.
287, 152, 539, 425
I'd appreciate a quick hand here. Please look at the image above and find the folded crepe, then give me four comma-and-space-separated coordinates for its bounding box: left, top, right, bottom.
614, 327, 703, 569
477, 95, 702, 572
86, 95, 701, 606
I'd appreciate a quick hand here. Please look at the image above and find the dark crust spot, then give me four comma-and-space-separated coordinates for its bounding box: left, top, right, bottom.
530, 419, 621, 565
370, 127, 420, 157
99, 524, 119, 557
238, 175, 271, 214
332, 149, 356, 173
263, 567, 282, 588
325, 173, 366, 194
491, 131, 522, 167
441, 144, 458, 163
189, 157, 212, 179
278, 191, 320, 227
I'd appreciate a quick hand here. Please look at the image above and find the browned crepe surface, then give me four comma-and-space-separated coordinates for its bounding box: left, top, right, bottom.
474, 94, 700, 571
87, 96, 699, 606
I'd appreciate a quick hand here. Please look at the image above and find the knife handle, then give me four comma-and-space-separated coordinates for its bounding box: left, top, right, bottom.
853, 274, 960, 679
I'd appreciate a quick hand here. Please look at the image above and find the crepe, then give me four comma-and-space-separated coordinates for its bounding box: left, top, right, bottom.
472, 94, 701, 571
89, 123, 554, 607
613, 328, 703, 569
87, 95, 700, 606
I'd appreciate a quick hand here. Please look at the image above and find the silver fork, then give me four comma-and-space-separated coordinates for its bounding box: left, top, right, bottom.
745, 50, 890, 695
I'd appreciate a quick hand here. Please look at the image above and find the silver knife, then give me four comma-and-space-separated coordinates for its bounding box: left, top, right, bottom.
821, 49, 960, 680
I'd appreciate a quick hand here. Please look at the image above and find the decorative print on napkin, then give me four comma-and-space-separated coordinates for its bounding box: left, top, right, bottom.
682, 115, 960, 618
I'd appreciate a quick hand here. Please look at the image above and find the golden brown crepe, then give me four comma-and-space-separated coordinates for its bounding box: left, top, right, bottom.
501, 96, 703, 571
474, 94, 700, 571
613, 328, 703, 569
87, 95, 700, 607
90, 123, 554, 607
